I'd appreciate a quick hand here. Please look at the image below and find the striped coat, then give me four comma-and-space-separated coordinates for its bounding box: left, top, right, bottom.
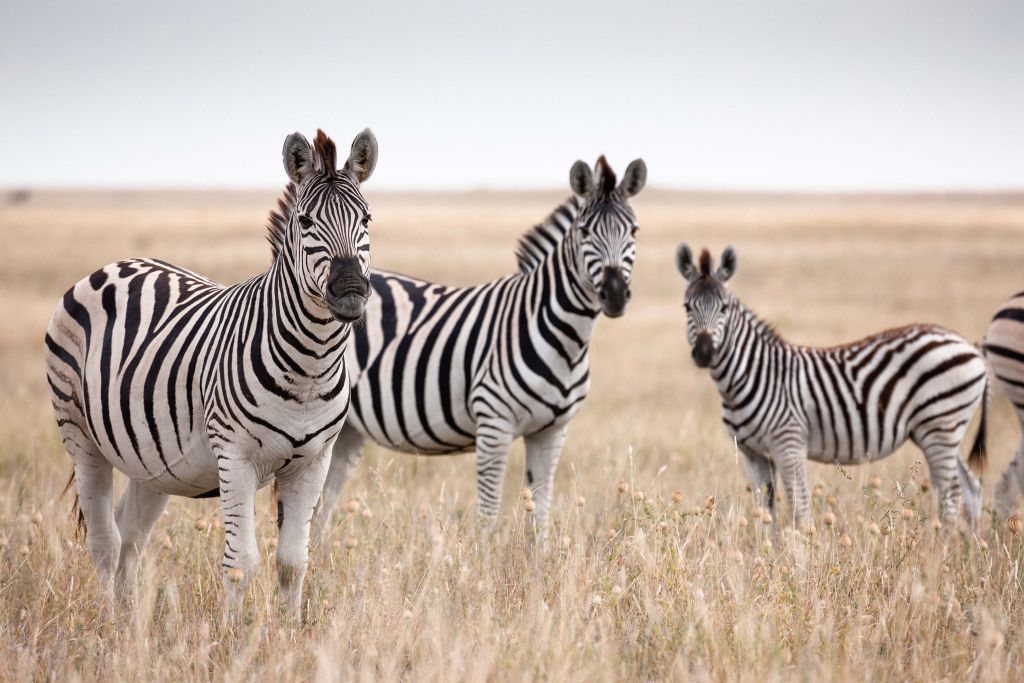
984, 292, 1024, 517
45, 129, 378, 616
316, 156, 646, 533
677, 244, 986, 528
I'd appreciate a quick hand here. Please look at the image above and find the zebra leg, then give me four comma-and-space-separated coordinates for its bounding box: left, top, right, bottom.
275, 454, 332, 619
956, 457, 982, 530
741, 447, 777, 523
775, 441, 812, 530
72, 452, 121, 603
917, 441, 964, 524
113, 479, 169, 601
524, 424, 568, 539
313, 424, 364, 540
474, 423, 514, 521
217, 456, 260, 617
994, 440, 1024, 519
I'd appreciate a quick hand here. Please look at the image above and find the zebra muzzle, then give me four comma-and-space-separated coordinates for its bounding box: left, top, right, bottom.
326, 256, 370, 323
599, 267, 631, 318
692, 333, 714, 368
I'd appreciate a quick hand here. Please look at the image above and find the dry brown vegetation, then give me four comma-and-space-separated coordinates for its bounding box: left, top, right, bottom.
2, 188, 1024, 681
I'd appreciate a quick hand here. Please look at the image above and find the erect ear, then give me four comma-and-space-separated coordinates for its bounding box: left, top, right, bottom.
618, 159, 647, 197
343, 128, 378, 184
569, 160, 592, 197
716, 245, 738, 281
676, 243, 699, 281
282, 132, 314, 184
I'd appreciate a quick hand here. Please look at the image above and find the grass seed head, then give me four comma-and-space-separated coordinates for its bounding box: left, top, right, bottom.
521, 487, 533, 501
345, 500, 360, 514
617, 481, 628, 495
671, 490, 684, 503
901, 507, 915, 520
524, 499, 536, 513
1007, 515, 1023, 535
575, 495, 586, 507
345, 535, 358, 549
823, 511, 836, 526
633, 490, 645, 502
869, 475, 883, 490
361, 508, 373, 520
840, 534, 853, 548
227, 567, 244, 583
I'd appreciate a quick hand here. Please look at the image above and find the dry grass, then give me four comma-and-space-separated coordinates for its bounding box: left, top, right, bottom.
2, 187, 1024, 681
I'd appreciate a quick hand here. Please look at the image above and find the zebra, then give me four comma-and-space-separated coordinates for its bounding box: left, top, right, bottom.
315, 155, 646, 535
675, 244, 986, 529
44, 128, 378, 616
983, 293, 1024, 518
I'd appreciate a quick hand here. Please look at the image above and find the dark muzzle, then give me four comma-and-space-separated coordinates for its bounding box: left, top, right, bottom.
598, 267, 631, 318
326, 256, 370, 323
692, 333, 714, 368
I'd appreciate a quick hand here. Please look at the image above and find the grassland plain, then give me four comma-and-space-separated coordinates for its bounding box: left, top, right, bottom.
2, 188, 1024, 681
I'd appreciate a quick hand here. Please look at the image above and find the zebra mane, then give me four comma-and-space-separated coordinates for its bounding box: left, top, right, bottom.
514, 195, 583, 274
266, 182, 296, 261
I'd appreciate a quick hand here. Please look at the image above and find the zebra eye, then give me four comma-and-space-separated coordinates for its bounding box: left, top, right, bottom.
579, 226, 590, 238
630, 225, 639, 237
720, 304, 729, 313
684, 302, 692, 312
361, 215, 371, 227
298, 215, 314, 229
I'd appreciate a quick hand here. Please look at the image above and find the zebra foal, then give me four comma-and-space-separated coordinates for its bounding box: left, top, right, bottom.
45, 128, 378, 616
676, 244, 986, 529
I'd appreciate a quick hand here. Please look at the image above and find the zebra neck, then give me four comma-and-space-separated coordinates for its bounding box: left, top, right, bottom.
261, 256, 350, 378
710, 303, 787, 399
522, 234, 601, 362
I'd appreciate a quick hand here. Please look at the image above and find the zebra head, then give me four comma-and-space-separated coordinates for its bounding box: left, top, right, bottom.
568, 156, 647, 318
676, 244, 738, 368
280, 128, 378, 323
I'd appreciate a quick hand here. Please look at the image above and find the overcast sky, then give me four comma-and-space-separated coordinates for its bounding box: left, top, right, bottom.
2, 1, 1022, 190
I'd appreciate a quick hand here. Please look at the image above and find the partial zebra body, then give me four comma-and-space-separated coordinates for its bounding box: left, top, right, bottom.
45, 129, 378, 617
348, 266, 594, 455
317, 156, 646, 534
678, 245, 985, 529
47, 258, 349, 497
985, 292, 1024, 516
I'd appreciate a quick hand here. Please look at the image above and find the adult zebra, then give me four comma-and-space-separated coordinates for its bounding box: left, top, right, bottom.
984, 293, 1024, 517
676, 244, 986, 529
315, 156, 646, 535
44, 128, 378, 616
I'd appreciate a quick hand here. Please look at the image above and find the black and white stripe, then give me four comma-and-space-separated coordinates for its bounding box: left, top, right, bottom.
984, 292, 1024, 517
44, 129, 378, 616
316, 156, 646, 533
676, 244, 986, 529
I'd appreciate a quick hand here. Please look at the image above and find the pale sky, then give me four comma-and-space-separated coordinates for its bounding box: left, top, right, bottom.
1, 1, 1022, 190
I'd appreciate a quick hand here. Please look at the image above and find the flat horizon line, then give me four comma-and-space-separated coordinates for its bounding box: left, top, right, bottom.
3, 184, 1024, 197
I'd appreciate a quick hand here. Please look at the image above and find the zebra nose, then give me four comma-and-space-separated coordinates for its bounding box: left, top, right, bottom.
327, 256, 368, 299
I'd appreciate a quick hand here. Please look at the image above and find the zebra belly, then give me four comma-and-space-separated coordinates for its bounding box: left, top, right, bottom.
347, 392, 477, 454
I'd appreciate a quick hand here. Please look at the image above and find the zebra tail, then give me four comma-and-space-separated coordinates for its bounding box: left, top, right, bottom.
61, 467, 86, 539
968, 343, 989, 474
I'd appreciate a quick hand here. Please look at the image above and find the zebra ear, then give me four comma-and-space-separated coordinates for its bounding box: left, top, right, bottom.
570, 160, 593, 197
618, 159, 647, 197
283, 133, 314, 184
343, 128, 378, 184
716, 245, 738, 281
676, 243, 699, 281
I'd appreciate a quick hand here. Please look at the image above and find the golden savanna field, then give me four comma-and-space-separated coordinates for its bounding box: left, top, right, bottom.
2, 188, 1024, 680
